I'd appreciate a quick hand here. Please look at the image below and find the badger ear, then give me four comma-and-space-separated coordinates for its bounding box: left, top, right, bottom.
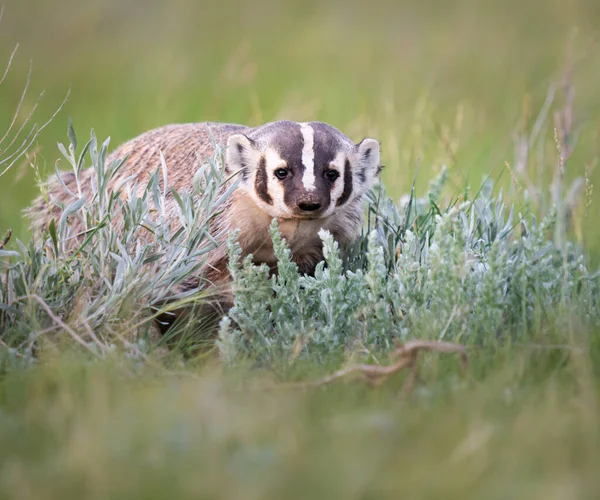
225, 134, 260, 180
354, 138, 382, 191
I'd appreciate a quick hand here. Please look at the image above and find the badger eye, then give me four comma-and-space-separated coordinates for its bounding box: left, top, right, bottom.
324, 169, 340, 181
274, 168, 289, 180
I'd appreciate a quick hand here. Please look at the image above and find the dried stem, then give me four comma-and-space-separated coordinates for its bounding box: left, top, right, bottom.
0, 14, 70, 178
0, 42, 18, 87
1, 88, 45, 154
16, 294, 98, 354
0, 88, 69, 177
0, 59, 32, 148
282, 340, 468, 392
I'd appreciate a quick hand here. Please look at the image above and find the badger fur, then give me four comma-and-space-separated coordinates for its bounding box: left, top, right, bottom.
27, 120, 382, 329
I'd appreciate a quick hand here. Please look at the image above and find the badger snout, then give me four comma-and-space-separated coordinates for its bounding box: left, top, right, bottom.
297, 201, 322, 212
294, 191, 326, 217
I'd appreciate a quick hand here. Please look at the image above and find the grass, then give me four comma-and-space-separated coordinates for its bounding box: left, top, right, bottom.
1, 343, 599, 499
1, 0, 600, 498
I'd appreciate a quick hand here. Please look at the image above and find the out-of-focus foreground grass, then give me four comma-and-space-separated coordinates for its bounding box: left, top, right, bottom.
1, 342, 600, 500
1, 0, 600, 255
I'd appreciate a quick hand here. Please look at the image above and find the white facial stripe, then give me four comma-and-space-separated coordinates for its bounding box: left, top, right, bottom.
300, 122, 316, 191
329, 151, 346, 209
265, 148, 286, 172
254, 148, 294, 218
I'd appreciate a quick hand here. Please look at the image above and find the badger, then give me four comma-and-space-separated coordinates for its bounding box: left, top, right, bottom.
28, 120, 381, 330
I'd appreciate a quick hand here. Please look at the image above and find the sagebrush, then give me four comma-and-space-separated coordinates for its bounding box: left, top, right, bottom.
219, 170, 598, 366
0, 122, 597, 370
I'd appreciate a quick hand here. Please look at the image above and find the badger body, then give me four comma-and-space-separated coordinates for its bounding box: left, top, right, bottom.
28, 120, 381, 318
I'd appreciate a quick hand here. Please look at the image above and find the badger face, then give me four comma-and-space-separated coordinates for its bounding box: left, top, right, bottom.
224, 121, 381, 220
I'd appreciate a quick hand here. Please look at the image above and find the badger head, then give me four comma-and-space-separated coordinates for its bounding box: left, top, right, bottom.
224, 121, 381, 220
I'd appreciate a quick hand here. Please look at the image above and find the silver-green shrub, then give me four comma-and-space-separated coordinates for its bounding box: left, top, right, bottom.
0, 124, 232, 362
219, 169, 599, 366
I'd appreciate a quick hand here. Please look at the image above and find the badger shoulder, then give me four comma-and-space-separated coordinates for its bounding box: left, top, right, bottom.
105, 122, 249, 193
25, 122, 246, 235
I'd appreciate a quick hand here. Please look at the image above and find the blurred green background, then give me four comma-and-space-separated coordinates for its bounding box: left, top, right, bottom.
1, 0, 599, 253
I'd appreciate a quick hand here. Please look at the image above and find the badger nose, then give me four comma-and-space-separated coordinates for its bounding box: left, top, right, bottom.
298, 201, 322, 212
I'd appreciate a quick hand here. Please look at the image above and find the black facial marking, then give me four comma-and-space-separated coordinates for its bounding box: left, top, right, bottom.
310, 122, 338, 177
268, 122, 304, 172
255, 156, 272, 205
336, 159, 353, 206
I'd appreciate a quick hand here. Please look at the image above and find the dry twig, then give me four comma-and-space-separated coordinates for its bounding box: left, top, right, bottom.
285, 340, 468, 392
16, 294, 98, 354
